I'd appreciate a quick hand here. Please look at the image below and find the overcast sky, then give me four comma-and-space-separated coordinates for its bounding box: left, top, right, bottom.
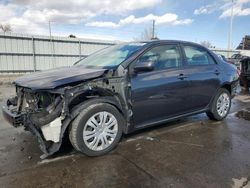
0, 0, 250, 48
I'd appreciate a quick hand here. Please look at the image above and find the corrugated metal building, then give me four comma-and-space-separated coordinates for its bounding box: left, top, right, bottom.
0, 32, 116, 73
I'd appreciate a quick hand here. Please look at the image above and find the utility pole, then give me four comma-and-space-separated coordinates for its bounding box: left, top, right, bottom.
49, 20, 52, 38
48, 20, 55, 68
227, 0, 234, 57
243, 36, 245, 50
152, 20, 155, 39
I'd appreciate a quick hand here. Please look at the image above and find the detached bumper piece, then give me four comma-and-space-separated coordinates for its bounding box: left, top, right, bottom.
2, 98, 25, 127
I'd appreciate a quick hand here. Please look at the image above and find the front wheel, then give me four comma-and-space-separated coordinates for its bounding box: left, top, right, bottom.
69, 103, 124, 156
206, 88, 231, 121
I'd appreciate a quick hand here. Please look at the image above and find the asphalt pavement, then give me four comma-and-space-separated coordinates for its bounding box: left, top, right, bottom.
0, 85, 250, 188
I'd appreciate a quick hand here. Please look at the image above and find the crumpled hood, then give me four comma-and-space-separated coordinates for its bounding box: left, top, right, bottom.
14, 65, 107, 90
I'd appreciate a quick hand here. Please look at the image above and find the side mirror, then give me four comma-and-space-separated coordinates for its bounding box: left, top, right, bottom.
134, 61, 154, 73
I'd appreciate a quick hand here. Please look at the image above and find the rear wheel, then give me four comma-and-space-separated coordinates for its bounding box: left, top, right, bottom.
69, 103, 124, 156
206, 88, 231, 121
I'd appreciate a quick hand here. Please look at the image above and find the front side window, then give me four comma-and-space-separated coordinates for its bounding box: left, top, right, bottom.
183, 45, 216, 66
136, 44, 181, 70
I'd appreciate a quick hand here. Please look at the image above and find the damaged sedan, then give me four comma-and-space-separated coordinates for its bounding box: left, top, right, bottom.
2, 40, 239, 158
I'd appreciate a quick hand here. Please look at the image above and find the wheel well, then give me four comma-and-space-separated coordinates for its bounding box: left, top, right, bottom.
69, 95, 125, 117
65, 97, 126, 138
221, 84, 231, 94
68, 89, 116, 112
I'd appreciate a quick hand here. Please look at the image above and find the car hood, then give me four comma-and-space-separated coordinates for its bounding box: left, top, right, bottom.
14, 66, 107, 90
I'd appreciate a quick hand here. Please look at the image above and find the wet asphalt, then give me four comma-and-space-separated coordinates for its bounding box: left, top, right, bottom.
0, 85, 250, 188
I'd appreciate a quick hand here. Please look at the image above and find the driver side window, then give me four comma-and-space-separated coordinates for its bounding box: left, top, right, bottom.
136, 44, 181, 71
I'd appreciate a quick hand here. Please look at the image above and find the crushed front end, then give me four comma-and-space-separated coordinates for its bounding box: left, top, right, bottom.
2, 74, 130, 158
2, 86, 65, 158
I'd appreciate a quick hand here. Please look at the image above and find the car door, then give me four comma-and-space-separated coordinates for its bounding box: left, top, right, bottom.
129, 44, 191, 127
181, 44, 221, 111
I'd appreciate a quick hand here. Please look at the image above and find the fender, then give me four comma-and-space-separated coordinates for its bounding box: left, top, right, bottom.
39, 96, 127, 159
69, 96, 125, 119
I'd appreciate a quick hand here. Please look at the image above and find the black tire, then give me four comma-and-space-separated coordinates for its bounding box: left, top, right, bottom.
206, 88, 231, 121
69, 102, 124, 156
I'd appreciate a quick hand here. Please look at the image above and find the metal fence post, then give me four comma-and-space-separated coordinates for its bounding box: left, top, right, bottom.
32, 36, 36, 72
79, 40, 81, 60
4, 32, 8, 70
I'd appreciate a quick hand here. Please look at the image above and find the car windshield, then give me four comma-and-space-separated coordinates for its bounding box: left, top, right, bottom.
75, 43, 146, 68
231, 54, 240, 58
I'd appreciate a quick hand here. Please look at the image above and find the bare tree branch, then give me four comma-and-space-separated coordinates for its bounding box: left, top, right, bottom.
0, 24, 12, 33
200, 41, 215, 48
134, 26, 158, 41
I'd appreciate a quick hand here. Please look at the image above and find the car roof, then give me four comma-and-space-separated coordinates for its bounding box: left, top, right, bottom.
129, 40, 205, 48
120, 40, 214, 68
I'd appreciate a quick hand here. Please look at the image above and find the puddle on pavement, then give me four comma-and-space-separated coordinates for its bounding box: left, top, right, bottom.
235, 109, 250, 121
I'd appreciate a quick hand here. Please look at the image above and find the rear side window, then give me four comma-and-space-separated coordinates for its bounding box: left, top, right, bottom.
136, 44, 181, 70
183, 45, 216, 66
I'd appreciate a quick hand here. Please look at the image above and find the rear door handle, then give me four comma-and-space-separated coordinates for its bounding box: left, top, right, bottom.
177, 74, 188, 80
214, 70, 220, 75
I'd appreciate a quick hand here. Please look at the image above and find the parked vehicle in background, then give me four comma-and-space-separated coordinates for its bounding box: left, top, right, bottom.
228, 53, 248, 68
217, 54, 228, 62
239, 57, 250, 89
2, 40, 239, 157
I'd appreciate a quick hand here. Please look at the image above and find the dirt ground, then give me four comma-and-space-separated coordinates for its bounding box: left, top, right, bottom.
0, 85, 250, 188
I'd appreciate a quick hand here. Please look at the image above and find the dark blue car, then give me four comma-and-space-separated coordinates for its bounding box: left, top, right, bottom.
2, 40, 239, 157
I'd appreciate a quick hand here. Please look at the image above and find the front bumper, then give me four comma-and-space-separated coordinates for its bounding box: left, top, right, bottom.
2, 99, 25, 127
1, 87, 73, 158
2, 97, 65, 158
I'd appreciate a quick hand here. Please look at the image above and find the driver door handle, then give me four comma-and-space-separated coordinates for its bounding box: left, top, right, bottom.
177, 74, 188, 80
214, 70, 220, 75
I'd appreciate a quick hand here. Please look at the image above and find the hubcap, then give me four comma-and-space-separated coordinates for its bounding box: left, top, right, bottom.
83, 112, 118, 151
216, 92, 230, 117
